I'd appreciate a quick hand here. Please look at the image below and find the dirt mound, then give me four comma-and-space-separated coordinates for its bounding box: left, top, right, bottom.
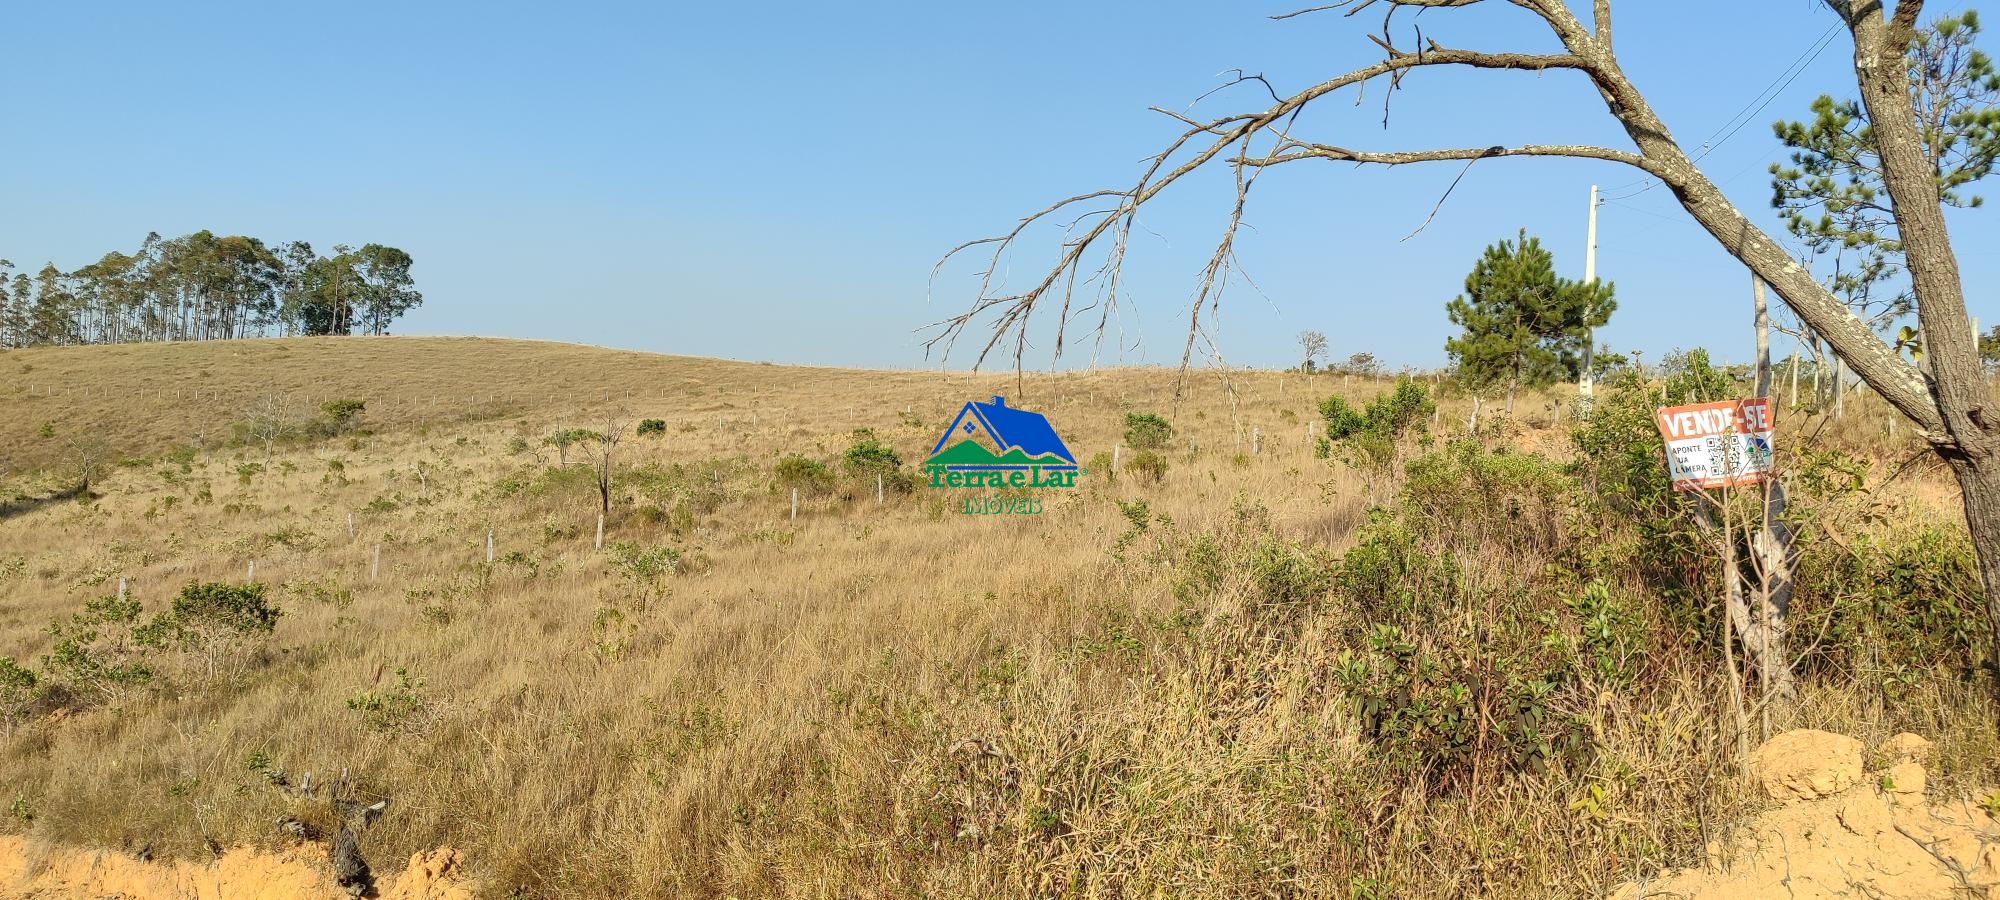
0, 836, 477, 900
1619, 731, 2000, 900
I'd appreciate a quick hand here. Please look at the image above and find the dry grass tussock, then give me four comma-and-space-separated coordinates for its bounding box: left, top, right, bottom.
0, 336, 1992, 898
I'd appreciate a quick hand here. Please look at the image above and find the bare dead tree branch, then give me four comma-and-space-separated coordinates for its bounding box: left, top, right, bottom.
1270, 0, 1482, 21
1242, 142, 1657, 171
924, 42, 1587, 371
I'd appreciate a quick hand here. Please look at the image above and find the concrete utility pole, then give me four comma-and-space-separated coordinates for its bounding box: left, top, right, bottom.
1578, 184, 1601, 415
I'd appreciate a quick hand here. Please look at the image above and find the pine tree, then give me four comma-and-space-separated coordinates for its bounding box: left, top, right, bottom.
1444, 229, 1615, 415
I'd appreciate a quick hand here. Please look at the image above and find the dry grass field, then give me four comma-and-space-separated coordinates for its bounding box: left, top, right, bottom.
0, 337, 1992, 898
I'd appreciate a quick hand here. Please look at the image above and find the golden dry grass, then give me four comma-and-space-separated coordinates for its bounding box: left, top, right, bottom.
0, 337, 1989, 899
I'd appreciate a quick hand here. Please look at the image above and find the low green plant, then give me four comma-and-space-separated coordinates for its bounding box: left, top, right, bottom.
1087, 451, 1114, 483
282, 575, 355, 609
637, 419, 667, 436
1125, 449, 1168, 484
0, 657, 37, 732
1122, 413, 1174, 450
346, 667, 426, 732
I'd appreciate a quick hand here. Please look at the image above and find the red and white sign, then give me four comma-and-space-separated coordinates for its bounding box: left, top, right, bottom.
1654, 398, 1775, 491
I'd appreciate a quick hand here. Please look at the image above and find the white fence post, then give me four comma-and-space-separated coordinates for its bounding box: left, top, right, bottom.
791, 488, 799, 521
876, 473, 884, 505
595, 513, 605, 550
371, 545, 381, 581
246, 560, 256, 582
486, 530, 495, 563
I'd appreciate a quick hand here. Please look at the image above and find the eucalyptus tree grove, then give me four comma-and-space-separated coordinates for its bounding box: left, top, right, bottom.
932, 1, 2000, 671
0, 231, 422, 347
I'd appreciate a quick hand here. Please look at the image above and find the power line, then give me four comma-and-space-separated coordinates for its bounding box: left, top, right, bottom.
1600, 23, 1842, 201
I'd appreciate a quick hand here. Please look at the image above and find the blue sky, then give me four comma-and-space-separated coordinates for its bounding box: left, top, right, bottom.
3, 1, 1993, 371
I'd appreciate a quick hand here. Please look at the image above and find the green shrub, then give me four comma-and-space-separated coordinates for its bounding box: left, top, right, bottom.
1125, 449, 1169, 484
543, 428, 600, 466
1569, 350, 1729, 521
1318, 377, 1436, 478
1333, 623, 1590, 784
637, 419, 667, 436
1087, 451, 1114, 483
346, 667, 426, 732
42, 594, 153, 704
312, 399, 366, 437
1318, 396, 1367, 442
1324, 442, 1629, 786
609, 541, 681, 583
133, 581, 282, 678
1123, 413, 1174, 450
842, 431, 914, 493
774, 455, 834, 496
1794, 526, 1986, 678
0, 657, 37, 732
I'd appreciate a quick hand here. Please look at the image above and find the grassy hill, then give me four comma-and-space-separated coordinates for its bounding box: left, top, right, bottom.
0, 336, 1349, 470
0, 337, 1985, 899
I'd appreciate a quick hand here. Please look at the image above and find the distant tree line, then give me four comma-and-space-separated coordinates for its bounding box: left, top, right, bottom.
0, 231, 422, 348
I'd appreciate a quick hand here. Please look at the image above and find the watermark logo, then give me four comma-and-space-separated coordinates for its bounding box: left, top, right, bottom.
926, 396, 1078, 512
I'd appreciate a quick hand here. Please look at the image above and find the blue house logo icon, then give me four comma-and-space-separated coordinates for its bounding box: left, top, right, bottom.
924, 396, 1079, 489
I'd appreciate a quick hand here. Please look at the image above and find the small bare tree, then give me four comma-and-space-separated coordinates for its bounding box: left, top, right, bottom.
1297, 330, 1328, 371
244, 394, 295, 465
584, 417, 628, 517
65, 433, 108, 493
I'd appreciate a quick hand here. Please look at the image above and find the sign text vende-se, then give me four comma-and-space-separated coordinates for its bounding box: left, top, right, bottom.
1653, 398, 1775, 491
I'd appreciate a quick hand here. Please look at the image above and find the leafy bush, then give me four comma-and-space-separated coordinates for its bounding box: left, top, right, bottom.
615, 462, 728, 533
310, 399, 366, 437
637, 419, 667, 436
42, 594, 154, 704
1125, 449, 1169, 484
133, 582, 282, 678
609, 541, 681, 584
1318, 376, 1436, 478
1793, 526, 1986, 678
1333, 624, 1590, 784
774, 455, 834, 496
842, 431, 914, 493
1122, 413, 1174, 450
1322, 441, 1643, 787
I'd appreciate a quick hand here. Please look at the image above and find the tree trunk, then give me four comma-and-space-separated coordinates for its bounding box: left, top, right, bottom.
1810, 335, 1823, 406
1751, 275, 1797, 702
1844, 2, 2000, 667
1788, 344, 1800, 408
1832, 355, 1846, 419
1546, 4, 2000, 669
